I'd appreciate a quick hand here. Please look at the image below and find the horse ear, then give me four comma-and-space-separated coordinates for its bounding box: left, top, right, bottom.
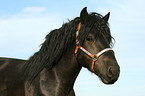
103, 12, 110, 23
80, 7, 88, 24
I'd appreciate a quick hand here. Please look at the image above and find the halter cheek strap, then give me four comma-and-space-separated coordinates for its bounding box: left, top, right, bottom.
75, 23, 113, 72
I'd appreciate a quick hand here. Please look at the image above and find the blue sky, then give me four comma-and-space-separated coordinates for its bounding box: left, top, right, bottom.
0, 0, 145, 96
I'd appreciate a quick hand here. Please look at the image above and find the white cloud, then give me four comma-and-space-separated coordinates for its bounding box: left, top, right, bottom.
21, 7, 46, 13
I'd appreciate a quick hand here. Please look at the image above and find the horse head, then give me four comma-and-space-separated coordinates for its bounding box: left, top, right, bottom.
75, 7, 120, 84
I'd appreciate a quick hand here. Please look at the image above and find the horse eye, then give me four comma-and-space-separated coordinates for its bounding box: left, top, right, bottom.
86, 36, 94, 41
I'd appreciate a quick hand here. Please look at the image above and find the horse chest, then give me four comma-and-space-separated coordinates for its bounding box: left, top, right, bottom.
39, 68, 71, 96
24, 68, 68, 96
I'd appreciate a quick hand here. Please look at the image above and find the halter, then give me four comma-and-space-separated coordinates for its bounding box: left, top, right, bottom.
75, 23, 113, 72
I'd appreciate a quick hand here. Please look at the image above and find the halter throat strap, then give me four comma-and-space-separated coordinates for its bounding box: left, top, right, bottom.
75, 22, 113, 72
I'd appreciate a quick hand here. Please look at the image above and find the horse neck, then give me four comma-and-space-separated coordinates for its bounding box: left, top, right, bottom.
55, 45, 82, 82
38, 45, 82, 96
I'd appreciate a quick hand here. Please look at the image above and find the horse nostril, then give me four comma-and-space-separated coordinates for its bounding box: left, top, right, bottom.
107, 66, 114, 79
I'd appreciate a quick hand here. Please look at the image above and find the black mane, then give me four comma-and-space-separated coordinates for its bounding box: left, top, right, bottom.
23, 12, 113, 83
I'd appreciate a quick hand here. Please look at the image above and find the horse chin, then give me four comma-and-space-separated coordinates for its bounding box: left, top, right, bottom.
100, 77, 116, 85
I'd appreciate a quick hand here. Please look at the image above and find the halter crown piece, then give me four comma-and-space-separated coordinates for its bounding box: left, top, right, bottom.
75, 23, 113, 72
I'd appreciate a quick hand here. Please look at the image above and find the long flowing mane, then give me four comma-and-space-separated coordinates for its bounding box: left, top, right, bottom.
23, 12, 114, 84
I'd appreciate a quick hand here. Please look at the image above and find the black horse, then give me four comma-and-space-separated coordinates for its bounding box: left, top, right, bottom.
0, 7, 120, 96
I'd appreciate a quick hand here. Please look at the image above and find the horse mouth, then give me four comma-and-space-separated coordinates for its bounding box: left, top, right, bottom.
101, 76, 116, 85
